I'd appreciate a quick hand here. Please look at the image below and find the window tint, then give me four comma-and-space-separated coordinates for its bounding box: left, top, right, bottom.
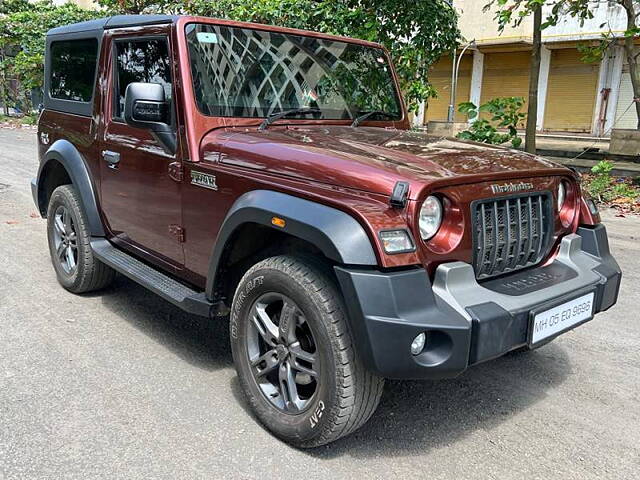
113, 38, 172, 118
50, 39, 98, 102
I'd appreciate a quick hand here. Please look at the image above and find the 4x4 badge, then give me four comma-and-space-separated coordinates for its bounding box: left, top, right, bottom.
191, 171, 218, 191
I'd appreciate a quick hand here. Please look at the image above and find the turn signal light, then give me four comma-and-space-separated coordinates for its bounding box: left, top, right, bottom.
271, 216, 286, 228
379, 230, 415, 254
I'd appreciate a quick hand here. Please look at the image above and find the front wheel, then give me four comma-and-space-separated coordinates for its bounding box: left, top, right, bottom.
230, 255, 384, 448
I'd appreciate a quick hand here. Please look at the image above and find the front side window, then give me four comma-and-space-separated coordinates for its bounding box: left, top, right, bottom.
185, 23, 402, 120
113, 38, 172, 119
50, 39, 98, 102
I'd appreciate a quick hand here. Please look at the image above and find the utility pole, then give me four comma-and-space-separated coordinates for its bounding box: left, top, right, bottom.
525, 5, 542, 154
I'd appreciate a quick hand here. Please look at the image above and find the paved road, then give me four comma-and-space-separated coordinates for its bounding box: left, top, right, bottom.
1, 128, 639, 479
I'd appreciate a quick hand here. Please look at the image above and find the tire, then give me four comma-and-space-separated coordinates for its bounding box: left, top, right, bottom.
230, 255, 384, 448
46, 185, 116, 293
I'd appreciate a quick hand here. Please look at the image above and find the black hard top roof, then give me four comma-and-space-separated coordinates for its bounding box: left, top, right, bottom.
46, 15, 177, 36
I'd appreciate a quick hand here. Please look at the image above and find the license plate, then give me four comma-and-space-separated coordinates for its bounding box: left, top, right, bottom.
530, 292, 595, 345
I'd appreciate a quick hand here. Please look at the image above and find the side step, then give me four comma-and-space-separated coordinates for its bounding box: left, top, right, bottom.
91, 238, 217, 317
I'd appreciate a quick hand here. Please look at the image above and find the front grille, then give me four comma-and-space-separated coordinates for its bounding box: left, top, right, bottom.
472, 192, 552, 279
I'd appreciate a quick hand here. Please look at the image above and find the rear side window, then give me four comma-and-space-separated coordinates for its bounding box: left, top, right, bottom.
113, 38, 172, 119
50, 39, 98, 102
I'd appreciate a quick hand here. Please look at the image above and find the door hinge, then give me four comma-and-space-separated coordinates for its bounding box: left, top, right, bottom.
168, 162, 183, 182
169, 224, 185, 243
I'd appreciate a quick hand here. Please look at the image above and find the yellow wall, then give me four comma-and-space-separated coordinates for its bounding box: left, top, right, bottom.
480, 51, 530, 128
543, 49, 599, 132
425, 54, 472, 123
453, 0, 532, 46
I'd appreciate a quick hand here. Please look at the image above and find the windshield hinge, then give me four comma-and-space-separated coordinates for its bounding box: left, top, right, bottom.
168, 162, 183, 182
169, 224, 185, 243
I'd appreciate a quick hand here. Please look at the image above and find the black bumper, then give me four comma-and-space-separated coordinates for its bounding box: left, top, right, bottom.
335, 225, 622, 380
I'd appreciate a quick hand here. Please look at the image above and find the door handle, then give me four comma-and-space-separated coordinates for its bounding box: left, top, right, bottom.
102, 150, 121, 169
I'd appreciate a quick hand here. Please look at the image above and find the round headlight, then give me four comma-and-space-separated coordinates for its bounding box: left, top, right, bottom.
419, 196, 443, 240
557, 182, 566, 212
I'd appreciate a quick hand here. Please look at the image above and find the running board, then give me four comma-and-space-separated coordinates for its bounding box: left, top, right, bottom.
90, 238, 219, 317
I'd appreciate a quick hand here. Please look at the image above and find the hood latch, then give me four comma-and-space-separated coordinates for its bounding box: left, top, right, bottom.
389, 181, 410, 209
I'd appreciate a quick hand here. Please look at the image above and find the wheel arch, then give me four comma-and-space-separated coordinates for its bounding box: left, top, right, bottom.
206, 190, 378, 302
36, 139, 105, 236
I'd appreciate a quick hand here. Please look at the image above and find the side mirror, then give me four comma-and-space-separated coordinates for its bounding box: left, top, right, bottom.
123, 82, 176, 154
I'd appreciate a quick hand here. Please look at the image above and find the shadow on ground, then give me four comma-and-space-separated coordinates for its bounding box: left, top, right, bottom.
98, 275, 570, 458
97, 275, 232, 371
311, 344, 570, 458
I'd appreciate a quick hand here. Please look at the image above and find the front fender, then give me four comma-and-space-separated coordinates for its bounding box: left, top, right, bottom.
205, 190, 378, 299
36, 139, 104, 236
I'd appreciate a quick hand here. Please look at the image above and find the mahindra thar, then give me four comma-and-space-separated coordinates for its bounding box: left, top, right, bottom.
32, 15, 621, 447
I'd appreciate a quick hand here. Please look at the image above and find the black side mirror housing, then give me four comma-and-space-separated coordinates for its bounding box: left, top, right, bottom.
123, 82, 176, 154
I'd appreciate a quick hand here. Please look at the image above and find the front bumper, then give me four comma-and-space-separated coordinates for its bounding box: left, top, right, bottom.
335, 224, 621, 380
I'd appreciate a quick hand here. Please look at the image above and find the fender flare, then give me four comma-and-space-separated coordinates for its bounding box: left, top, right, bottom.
36, 139, 105, 236
206, 190, 378, 299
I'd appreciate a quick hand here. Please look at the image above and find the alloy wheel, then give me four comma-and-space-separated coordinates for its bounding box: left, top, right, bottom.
52, 205, 78, 274
246, 293, 319, 413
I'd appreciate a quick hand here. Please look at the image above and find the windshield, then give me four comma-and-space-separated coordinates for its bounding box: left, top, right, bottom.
185, 23, 402, 120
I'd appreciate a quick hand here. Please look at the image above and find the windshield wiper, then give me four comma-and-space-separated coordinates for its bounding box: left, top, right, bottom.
351, 110, 397, 128
258, 108, 322, 131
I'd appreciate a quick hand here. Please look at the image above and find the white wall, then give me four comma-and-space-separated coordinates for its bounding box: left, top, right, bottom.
542, 1, 629, 43
454, 0, 633, 45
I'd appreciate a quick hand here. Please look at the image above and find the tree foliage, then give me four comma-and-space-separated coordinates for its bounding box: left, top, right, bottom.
0, 1, 100, 110
457, 96, 526, 148
96, 0, 461, 112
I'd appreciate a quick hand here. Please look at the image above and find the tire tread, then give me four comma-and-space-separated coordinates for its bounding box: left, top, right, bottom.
235, 255, 384, 447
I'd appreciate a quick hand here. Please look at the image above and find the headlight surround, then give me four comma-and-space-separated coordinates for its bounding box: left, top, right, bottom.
557, 182, 566, 212
419, 196, 443, 240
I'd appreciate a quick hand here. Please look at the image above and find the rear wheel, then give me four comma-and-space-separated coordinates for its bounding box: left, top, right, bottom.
230, 255, 384, 448
46, 185, 115, 293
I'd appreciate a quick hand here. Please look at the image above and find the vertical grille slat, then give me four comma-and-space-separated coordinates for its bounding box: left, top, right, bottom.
472, 192, 552, 280
514, 197, 523, 268
535, 195, 545, 258
488, 201, 500, 275
504, 198, 512, 270
524, 196, 534, 260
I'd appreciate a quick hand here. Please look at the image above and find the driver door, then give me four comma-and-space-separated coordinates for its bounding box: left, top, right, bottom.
99, 33, 184, 268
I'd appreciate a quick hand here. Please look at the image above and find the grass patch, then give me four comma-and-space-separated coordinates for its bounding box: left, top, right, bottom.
582, 160, 640, 214
0, 113, 38, 128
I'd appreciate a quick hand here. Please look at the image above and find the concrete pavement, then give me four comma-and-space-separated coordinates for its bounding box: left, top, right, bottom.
0, 128, 639, 479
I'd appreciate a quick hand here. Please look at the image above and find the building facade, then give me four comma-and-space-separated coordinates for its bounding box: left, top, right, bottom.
423, 0, 639, 136
52, 0, 96, 7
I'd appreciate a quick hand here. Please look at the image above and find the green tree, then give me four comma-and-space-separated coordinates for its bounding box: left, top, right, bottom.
486, 0, 640, 130
457, 96, 526, 147
483, 0, 544, 154
0, 1, 100, 112
97, 0, 461, 112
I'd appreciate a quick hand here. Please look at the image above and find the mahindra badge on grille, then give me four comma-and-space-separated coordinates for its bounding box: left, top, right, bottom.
490, 182, 534, 194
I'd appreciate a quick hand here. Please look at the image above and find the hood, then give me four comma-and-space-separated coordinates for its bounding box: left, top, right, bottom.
202, 126, 565, 199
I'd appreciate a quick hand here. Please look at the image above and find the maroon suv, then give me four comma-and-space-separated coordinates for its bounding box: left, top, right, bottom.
32, 14, 621, 447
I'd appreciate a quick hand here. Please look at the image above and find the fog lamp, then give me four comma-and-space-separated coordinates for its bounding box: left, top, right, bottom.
379, 230, 414, 254
411, 332, 426, 356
